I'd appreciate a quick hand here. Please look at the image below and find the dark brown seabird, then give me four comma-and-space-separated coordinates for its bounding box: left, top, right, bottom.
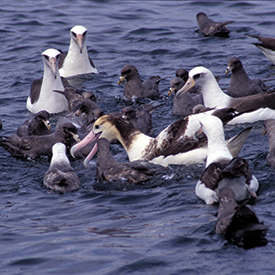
0, 122, 79, 159
44, 142, 80, 192
215, 187, 267, 248
196, 12, 235, 37
225, 56, 267, 97
16, 110, 51, 137
118, 64, 162, 100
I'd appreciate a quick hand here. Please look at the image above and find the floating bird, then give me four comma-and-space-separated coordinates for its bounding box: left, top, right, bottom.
263, 119, 275, 167
96, 138, 162, 185
118, 64, 162, 100
121, 103, 164, 136
196, 12, 235, 37
70, 108, 251, 167
176, 66, 275, 124
44, 142, 80, 192
250, 34, 275, 65
27, 49, 69, 114
169, 77, 203, 116
0, 122, 79, 159
16, 110, 51, 137
215, 187, 267, 248
59, 25, 98, 77
195, 115, 258, 205
53, 87, 84, 112
225, 57, 267, 97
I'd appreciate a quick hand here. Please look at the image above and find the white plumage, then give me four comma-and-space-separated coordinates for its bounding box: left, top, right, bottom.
26, 49, 68, 114
59, 25, 98, 77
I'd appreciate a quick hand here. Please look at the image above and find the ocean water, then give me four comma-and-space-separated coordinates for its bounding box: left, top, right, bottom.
1, 1, 275, 274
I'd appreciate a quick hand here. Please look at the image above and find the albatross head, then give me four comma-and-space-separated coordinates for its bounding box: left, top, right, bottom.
70, 25, 88, 54
176, 66, 216, 98
42, 48, 61, 79
70, 115, 124, 166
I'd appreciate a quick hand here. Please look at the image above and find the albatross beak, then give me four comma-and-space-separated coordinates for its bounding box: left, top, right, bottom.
176, 77, 195, 99
49, 57, 58, 79
76, 34, 84, 54
118, 75, 126, 85
70, 130, 100, 166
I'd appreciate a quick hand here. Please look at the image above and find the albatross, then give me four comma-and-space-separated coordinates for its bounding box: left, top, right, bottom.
70, 108, 251, 167
59, 25, 98, 77
176, 66, 275, 124
26, 49, 69, 114
195, 115, 258, 205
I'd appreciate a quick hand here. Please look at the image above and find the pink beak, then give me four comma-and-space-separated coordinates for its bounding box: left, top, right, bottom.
70, 130, 100, 166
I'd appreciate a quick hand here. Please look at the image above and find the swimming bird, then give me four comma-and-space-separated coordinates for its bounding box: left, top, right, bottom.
195, 115, 258, 205
70, 108, 251, 167
118, 64, 162, 100
53, 87, 84, 112
169, 77, 203, 116
96, 138, 162, 185
44, 142, 80, 192
176, 66, 275, 124
263, 119, 275, 167
26, 49, 69, 114
196, 12, 235, 37
250, 34, 275, 65
121, 103, 164, 136
0, 122, 79, 159
59, 25, 98, 77
225, 57, 267, 97
16, 110, 51, 137
215, 187, 267, 248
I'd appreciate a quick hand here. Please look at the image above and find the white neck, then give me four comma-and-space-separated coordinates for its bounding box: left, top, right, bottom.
205, 126, 232, 167
200, 75, 231, 108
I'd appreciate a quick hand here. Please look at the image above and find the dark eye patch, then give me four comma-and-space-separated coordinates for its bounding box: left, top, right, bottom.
193, 73, 201, 80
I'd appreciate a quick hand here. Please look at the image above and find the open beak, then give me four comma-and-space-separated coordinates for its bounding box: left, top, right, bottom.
118, 75, 126, 85
176, 77, 195, 99
70, 130, 101, 166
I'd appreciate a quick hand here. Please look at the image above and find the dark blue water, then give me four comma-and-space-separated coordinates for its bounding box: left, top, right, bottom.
1, 1, 275, 274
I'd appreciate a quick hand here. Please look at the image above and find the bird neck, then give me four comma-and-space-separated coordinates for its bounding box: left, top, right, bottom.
201, 77, 231, 108
205, 128, 232, 167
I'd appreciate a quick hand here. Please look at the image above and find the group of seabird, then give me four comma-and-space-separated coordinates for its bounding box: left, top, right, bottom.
1, 13, 273, 248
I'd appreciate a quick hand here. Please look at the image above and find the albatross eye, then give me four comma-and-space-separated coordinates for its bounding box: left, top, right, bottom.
193, 73, 202, 80
95, 125, 99, 129
83, 30, 87, 37
43, 55, 49, 61
71, 32, 77, 38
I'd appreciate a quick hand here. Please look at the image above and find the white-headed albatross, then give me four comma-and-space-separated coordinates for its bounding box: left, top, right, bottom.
176, 66, 275, 125
70, 108, 252, 167
27, 49, 69, 114
195, 115, 258, 205
59, 25, 98, 77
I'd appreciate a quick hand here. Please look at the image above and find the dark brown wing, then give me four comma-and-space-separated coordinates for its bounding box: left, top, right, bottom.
30, 78, 42, 104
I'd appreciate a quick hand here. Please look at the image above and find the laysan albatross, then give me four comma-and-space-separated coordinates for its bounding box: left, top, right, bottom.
59, 25, 98, 78
26, 49, 69, 114
176, 66, 275, 124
